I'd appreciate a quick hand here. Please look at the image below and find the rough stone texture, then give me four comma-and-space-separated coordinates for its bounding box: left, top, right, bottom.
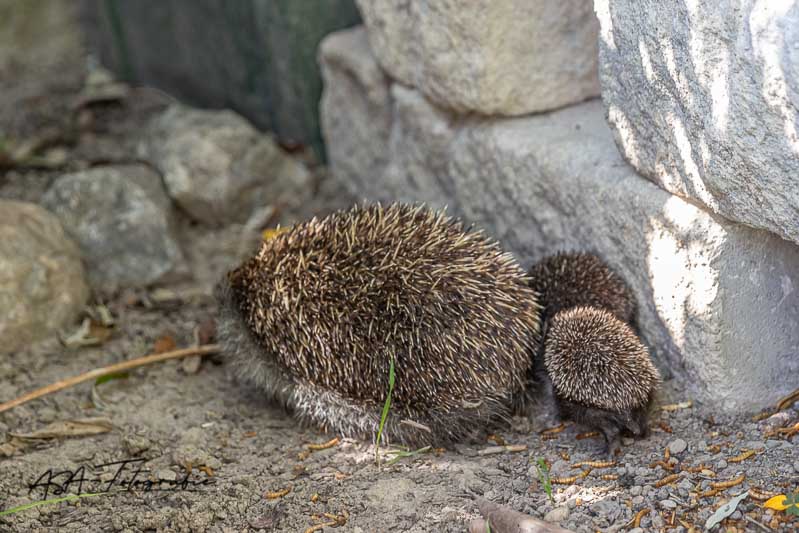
354, 2, 600, 115
319, 31, 799, 411
595, 0, 799, 245
0, 201, 89, 353
319, 27, 392, 199
140, 105, 313, 226
41, 164, 187, 291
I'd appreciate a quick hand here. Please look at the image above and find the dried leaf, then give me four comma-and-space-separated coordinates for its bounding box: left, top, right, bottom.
153, 334, 177, 354
704, 491, 749, 531
10, 417, 113, 440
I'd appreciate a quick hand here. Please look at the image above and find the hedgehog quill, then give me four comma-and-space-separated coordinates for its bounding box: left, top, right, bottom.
216, 203, 542, 446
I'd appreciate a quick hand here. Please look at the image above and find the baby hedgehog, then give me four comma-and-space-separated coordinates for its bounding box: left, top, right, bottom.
528, 252, 659, 455
216, 203, 542, 446
544, 306, 660, 456
528, 251, 636, 325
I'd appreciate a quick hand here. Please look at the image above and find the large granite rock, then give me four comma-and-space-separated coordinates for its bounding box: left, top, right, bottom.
319, 30, 799, 411
141, 105, 312, 226
0, 201, 89, 353
41, 164, 187, 291
595, 0, 799, 245
354, 2, 600, 115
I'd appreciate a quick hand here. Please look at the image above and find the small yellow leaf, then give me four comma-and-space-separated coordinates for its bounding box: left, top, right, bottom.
262, 227, 289, 241
763, 494, 788, 511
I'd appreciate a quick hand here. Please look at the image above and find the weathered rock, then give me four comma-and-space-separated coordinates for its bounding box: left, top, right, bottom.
354, 2, 600, 115
41, 164, 186, 291
0, 201, 89, 353
319, 27, 392, 198
319, 32, 799, 411
595, 0, 799, 245
140, 105, 312, 226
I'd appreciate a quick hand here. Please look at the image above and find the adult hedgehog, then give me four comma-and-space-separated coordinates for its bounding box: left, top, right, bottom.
216, 204, 542, 445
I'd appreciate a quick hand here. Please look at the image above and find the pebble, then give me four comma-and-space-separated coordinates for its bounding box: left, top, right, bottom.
765, 439, 782, 449
696, 440, 707, 451
668, 438, 688, 454
717, 459, 728, 469
731, 510, 742, 520
794, 460, 799, 474
156, 468, 177, 481
660, 499, 677, 509
630, 485, 642, 496
651, 514, 665, 528
632, 496, 644, 505
629, 529, 644, 533
543, 506, 569, 523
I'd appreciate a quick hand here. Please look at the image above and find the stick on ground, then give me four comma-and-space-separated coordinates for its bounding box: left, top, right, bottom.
0, 344, 220, 414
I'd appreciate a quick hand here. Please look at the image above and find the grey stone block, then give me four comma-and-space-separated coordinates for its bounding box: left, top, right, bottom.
319, 30, 799, 411
355, 1, 600, 115
595, 0, 799, 245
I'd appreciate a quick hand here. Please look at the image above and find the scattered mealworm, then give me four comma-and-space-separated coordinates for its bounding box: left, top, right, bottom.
487, 434, 506, 446
310, 493, 319, 503
649, 460, 675, 471
710, 474, 745, 489
600, 474, 619, 481
658, 421, 673, 433
654, 473, 681, 487
298, 450, 312, 461
265, 486, 292, 500
334, 471, 351, 481
552, 475, 580, 485
708, 444, 721, 454
307, 437, 340, 451
661, 400, 692, 411
748, 487, 776, 501
698, 488, 719, 498
559, 451, 570, 461
542, 433, 559, 441
728, 449, 757, 463
683, 463, 706, 473
632, 508, 650, 528
575, 431, 600, 440
572, 460, 616, 468
198, 465, 214, 477
541, 423, 567, 434
776, 386, 799, 411
751, 411, 774, 422
243, 431, 257, 438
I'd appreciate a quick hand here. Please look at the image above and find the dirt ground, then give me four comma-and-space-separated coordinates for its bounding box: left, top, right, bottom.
1, 41, 798, 533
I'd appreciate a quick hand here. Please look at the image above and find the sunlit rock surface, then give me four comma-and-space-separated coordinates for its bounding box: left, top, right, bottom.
596, 0, 799, 245
354, 0, 600, 115
320, 29, 799, 411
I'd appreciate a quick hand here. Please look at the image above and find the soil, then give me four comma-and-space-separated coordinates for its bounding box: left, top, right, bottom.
1, 35, 797, 533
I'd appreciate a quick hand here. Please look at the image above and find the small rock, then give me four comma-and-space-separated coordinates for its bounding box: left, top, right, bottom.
660, 499, 677, 510
696, 440, 707, 451
0, 201, 89, 353
141, 105, 312, 226
716, 459, 728, 469
630, 485, 642, 496
794, 460, 799, 474
651, 513, 664, 528
667, 438, 688, 455
629, 529, 644, 533
156, 469, 177, 481
731, 510, 742, 520
746, 440, 766, 449
765, 440, 782, 449
42, 165, 187, 290
632, 496, 644, 505
543, 506, 569, 523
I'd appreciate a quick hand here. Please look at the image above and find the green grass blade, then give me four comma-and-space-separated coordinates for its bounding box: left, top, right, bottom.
0, 492, 108, 517
374, 357, 396, 465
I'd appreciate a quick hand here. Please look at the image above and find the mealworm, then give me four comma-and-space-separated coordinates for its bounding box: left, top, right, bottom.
541, 423, 567, 434
710, 474, 745, 489
572, 460, 616, 468
600, 474, 619, 481
727, 449, 756, 463
307, 437, 340, 450
632, 508, 650, 528
748, 487, 777, 501
654, 473, 681, 487
575, 431, 600, 440
265, 486, 292, 499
